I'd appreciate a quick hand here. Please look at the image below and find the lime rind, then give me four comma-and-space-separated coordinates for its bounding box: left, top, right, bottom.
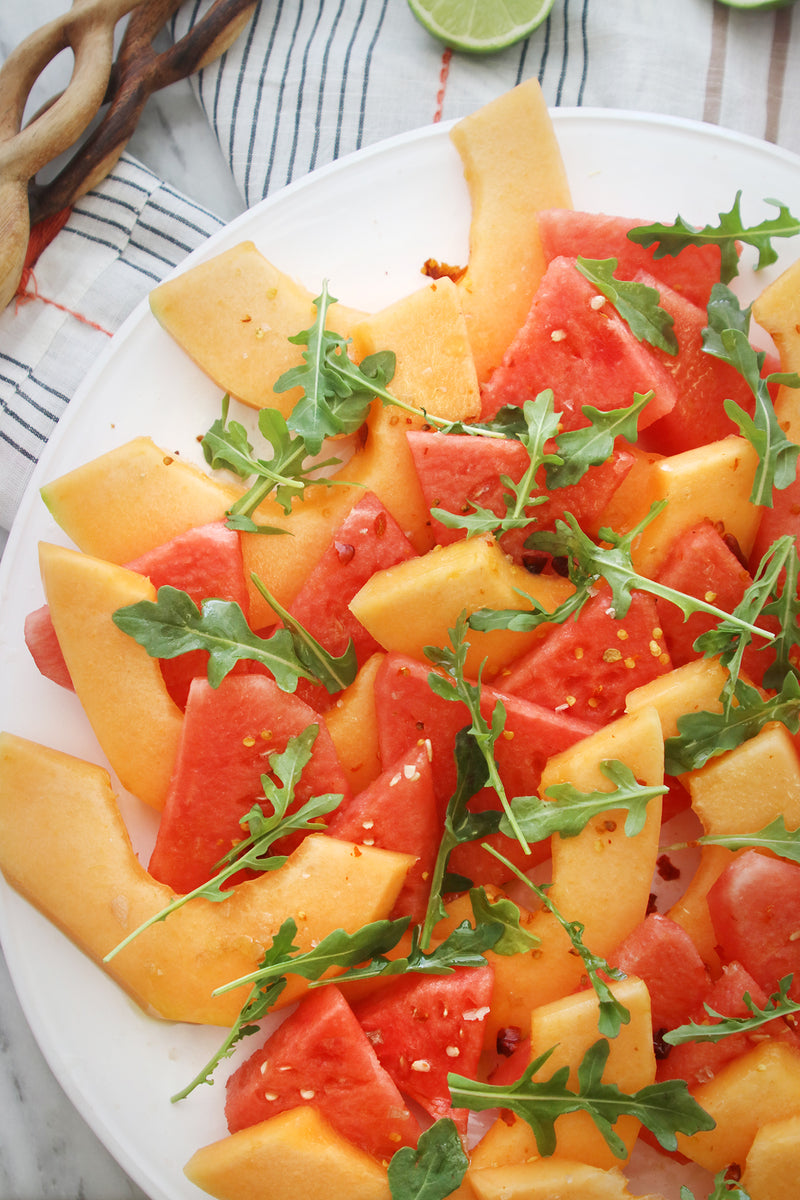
407, 0, 557, 54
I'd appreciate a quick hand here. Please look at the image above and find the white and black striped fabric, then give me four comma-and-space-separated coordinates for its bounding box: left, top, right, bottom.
2, 0, 800, 534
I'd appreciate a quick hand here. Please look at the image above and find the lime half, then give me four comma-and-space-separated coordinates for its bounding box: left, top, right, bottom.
407, 0, 556, 53
715, 0, 795, 8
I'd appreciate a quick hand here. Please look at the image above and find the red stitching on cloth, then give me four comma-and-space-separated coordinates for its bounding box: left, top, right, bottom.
433, 48, 452, 122
14, 208, 113, 337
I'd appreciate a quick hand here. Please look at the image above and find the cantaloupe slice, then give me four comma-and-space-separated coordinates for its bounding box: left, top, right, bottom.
629, 436, 760, 577
450, 78, 572, 383
323, 651, 385, 793
469, 1159, 662, 1200
184, 1106, 391, 1200
752, 257, 800, 443
485, 705, 664, 1046
149, 241, 367, 413
472, 978, 656, 1175
39, 541, 184, 810
675, 1041, 800, 1173
348, 535, 574, 679
40, 436, 241, 564
0, 732, 413, 1025
741, 1112, 800, 1200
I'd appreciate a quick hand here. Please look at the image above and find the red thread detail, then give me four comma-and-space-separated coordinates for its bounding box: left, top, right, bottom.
433, 48, 452, 123
14, 206, 112, 335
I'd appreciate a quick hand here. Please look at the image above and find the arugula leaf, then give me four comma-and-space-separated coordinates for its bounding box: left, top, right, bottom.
448, 1039, 715, 1158
424, 614, 529, 851
627, 192, 800, 283
681, 1170, 753, 1200
113, 580, 356, 695
172, 917, 301, 1101
692, 815, 800, 865
326, 919, 503, 988
419, 726, 500, 948
469, 887, 540, 955
500, 759, 666, 843
482, 844, 629, 1038
575, 257, 678, 354
430, 391, 561, 540
702, 284, 800, 506
470, 508, 775, 651
664, 975, 800, 1047
248, 573, 358, 693
387, 1118, 468, 1200
663, 674, 800, 775
202, 397, 346, 523
104, 725, 341, 963
545, 392, 653, 489
276, 282, 396, 455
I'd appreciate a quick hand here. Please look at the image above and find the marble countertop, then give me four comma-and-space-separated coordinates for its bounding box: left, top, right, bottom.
0, 10, 246, 1196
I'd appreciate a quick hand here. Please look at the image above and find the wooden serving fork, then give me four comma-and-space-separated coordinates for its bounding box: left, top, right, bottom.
0, 0, 256, 310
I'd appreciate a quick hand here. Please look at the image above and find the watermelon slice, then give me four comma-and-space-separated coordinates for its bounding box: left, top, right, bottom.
147, 673, 352, 894
325, 742, 440, 923
352, 966, 494, 1136
653, 520, 778, 688
406, 429, 633, 560
372, 652, 594, 884
707, 850, 800, 1001
608, 912, 711, 1033
285, 492, 417, 712
635, 271, 758, 456
657, 961, 800, 1088
500, 585, 672, 726
536, 209, 725, 309
479, 256, 679, 429
225, 985, 420, 1161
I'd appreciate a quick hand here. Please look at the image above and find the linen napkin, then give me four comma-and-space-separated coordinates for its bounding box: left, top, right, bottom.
1, 0, 799, 537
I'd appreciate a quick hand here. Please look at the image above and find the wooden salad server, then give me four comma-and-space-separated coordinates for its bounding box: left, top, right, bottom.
0, 0, 256, 311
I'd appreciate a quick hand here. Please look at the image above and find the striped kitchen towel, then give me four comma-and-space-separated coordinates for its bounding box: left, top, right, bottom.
1, 0, 799, 535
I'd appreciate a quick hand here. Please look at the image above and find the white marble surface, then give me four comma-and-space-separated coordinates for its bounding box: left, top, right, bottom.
0, 7, 246, 1198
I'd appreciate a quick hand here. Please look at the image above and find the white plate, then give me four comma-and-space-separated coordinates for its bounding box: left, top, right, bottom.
2, 107, 800, 1200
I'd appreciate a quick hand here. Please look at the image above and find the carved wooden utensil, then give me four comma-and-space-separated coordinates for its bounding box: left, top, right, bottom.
0, 0, 256, 310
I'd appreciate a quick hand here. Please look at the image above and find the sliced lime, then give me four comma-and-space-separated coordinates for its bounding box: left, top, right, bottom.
407, 0, 556, 54
715, 0, 795, 8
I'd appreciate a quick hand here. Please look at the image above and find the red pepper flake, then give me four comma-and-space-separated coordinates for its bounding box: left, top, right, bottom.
657, 853, 680, 882
496, 1026, 522, 1057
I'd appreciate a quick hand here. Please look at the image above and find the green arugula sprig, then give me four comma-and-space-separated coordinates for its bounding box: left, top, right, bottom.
173, 915, 410, 1102
468, 507, 775, 647
202, 398, 349, 530
424, 614, 529, 853
693, 534, 800, 697
671, 813, 800, 865
112, 577, 357, 695
499, 759, 667, 844
448, 1038, 714, 1159
177, 913, 505, 1103
387, 1118, 468, 1200
469, 886, 540, 956
575, 257, 678, 354
104, 725, 341, 963
430, 391, 561, 540
681, 1171, 753, 1200
627, 192, 800, 283
482, 843, 629, 1038
664, 975, 800, 1048
430, 390, 654, 540
702, 284, 800, 506
663, 674, 800, 775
